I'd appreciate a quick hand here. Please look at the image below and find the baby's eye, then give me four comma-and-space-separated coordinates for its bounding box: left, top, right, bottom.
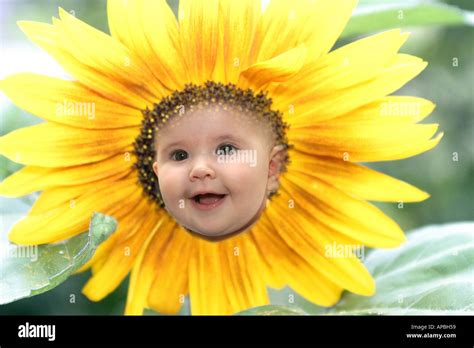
171, 150, 188, 161
216, 144, 237, 156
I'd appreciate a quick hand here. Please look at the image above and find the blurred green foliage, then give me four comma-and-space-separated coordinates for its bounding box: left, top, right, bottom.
0, 0, 472, 315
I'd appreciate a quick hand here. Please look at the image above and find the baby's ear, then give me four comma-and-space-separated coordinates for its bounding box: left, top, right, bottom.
268, 144, 287, 178
152, 161, 159, 177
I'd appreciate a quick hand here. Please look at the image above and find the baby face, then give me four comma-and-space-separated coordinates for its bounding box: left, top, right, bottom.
152, 106, 284, 239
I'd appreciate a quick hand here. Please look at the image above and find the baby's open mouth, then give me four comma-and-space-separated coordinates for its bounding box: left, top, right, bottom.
192, 193, 227, 205
191, 193, 227, 210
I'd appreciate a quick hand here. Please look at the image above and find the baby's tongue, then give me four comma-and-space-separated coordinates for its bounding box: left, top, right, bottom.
199, 194, 224, 204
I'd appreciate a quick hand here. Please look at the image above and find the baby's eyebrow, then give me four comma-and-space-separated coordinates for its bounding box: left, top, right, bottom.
160, 134, 244, 152
160, 140, 184, 152
214, 134, 244, 143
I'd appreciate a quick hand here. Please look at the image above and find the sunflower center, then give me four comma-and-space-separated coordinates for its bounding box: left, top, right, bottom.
133, 81, 291, 208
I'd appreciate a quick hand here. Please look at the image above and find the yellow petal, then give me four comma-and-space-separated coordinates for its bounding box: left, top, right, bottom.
107, 0, 188, 90
189, 237, 232, 315
125, 216, 176, 315
216, 234, 269, 314
289, 122, 442, 162
290, 150, 430, 202
178, 0, 220, 84
0, 123, 137, 167
265, 198, 360, 250
211, 0, 261, 83
266, 196, 375, 296
248, 228, 286, 290
91, 255, 109, 276
75, 229, 119, 274
255, 212, 343, 306
284, 30, 409, 100
331, 96, 436, 124
147, 226, 194, 314
28, 169, 132, 215
83, 200, 163, 301
8, 175, 141, 244
17, 19, 153, 109
280, 173, 406, 248
300, 0, 357, 61
78, 198, 144, 274
239, 44, 307, 91
274, 54, 428, 124
0, 153, 134, 198
0, 73, 142, 129
56, 8, 164, 98
252, 0, 356, 63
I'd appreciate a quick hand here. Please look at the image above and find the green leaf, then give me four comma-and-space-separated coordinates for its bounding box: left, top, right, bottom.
330, 222, 474, 315
0, 212, 117, 305
268, 286, 329, 314
238, 223, 473, 315
237, 305, 308, 316
341, 1, 474, 39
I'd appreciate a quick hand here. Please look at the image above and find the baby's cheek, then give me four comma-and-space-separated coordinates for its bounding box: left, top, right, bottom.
159, 168, 185, 200
230, 164, 267, 196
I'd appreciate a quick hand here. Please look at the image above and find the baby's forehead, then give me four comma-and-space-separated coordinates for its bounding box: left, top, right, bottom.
181, 104, 263, 123
159, 105, 275, 139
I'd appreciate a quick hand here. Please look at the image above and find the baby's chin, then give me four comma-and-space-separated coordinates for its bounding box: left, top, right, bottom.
181, 223, 244, 241
180, 213, 263, 241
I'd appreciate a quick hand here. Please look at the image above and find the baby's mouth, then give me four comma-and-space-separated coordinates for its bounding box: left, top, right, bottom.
192, 193, 227, 205
191, 193, 227, 210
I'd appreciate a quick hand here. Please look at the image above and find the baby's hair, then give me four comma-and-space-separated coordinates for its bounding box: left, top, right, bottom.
133, 81, 292, 208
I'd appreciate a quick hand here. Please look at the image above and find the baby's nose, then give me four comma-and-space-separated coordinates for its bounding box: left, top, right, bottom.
189, 154, 216, 181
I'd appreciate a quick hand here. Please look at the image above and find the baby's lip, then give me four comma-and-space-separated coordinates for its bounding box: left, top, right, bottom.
189, 191, 227, 199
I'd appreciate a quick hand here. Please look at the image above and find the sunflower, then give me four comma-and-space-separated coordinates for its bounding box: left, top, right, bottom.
0, 0, 442, 315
